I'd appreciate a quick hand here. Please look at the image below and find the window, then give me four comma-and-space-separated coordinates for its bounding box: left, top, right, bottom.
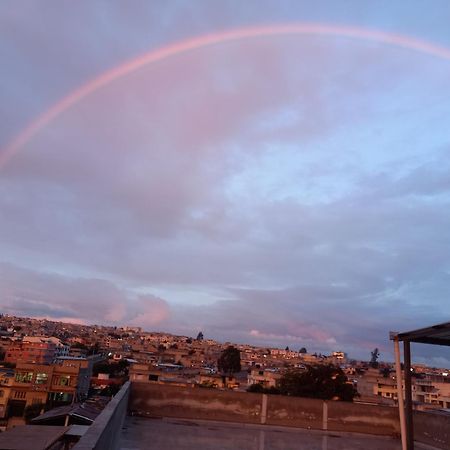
59, 376, 71, 386
0, 390, 3, 398
49, 392, 73, 403
15, 372, 33, 383
35, 373, 48, 384
14, 391, 26, 399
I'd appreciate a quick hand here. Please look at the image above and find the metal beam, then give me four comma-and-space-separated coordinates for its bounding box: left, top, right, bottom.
409, 337, 450, 346
396, 322, 450, 344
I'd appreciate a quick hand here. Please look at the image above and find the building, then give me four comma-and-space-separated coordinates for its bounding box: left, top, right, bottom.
0, 368, 14, 423
413, 374, 450, 408
4, 337, 56, 365
8, 359, 91, 419
47, 337, 70, 360
247, 368, 281, 388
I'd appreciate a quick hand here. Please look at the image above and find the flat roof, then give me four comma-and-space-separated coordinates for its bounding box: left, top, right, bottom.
390, 321, 450, 346
120, 416, 402, 450
0, 425, 69, 450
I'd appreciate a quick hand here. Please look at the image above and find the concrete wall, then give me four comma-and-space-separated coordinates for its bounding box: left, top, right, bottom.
130, 383, 262, 423
265, 395, 323, 429
328, 400, 400, 435
129, 382, 400, 436
73, 381, 130, 450
414, 410, 450, 450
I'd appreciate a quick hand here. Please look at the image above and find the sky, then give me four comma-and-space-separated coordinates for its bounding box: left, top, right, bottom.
1, 0, 450, 365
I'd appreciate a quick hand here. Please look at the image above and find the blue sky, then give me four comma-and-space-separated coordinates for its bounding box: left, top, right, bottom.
1, 1, 450, 364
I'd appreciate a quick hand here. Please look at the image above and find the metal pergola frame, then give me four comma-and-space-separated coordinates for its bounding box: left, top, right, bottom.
390, 321, 450, 450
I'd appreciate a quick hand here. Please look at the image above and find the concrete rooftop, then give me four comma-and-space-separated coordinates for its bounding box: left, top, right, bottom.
119, 416, 403, 450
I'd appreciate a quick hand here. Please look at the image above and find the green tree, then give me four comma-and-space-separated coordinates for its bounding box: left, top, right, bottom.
88, 342, 100, 355
71, 342, 88, 350
196, 331, 204, 341
370, 348, 380, 368
217, 346, 241, 376
24, 402, 44, 423
278, 365, 357, 402
247, 383, 265, 393
247, 384, 280, 395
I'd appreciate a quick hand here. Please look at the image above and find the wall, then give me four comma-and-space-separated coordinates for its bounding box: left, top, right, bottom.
130, 382, 261, 424
327, 400, 400, 435
73, 381, 130, 450
129, 382, 400, 436
414, 410, 450, 450
265, 395, 323, 429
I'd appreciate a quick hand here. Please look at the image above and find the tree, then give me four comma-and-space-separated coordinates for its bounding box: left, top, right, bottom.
24, 402, 44, 423
285, 346, 290, 351
196, 331, 204, 341
71, 342, 88, 350
299, 347, 307, 354
277, 365, 357, 402
217, 346, 241, 376
157, 344, 166, 352
88, 342, 100, 355
247, 384, 280, 395
370, 348, 380, 368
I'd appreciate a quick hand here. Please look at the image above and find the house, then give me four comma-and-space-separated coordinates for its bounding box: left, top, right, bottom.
4, 337, 56, 365
247, 368, 281, 389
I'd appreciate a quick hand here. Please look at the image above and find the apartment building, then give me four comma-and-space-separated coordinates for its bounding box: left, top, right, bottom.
8, 359, 91, 418
247, 368, 281, 388
414, 374, 450, 408
4, 337, 56, 365
0, 368, 14, 421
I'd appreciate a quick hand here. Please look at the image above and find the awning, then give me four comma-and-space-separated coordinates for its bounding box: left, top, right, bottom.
391, 321, 450, 346
390, 320, 450, 450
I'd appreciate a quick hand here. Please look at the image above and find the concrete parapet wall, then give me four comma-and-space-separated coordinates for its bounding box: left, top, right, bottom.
265, 395, 323, 429
129, 382, 401, 437
73, 381, 130, 450
328, 400, 400, 435
130, 382, 262, 423
414, 410, 450, 450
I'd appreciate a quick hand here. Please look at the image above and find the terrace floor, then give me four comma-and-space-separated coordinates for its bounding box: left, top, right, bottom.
119, 416, 403, 450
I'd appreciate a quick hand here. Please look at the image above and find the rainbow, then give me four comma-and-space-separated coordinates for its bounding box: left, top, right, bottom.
2, 23, 450, 168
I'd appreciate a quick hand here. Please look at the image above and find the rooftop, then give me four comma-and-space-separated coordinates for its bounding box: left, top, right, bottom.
119, 416, 402, 450
0, 425, 69, 450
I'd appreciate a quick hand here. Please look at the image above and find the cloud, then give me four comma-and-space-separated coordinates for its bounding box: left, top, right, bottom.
1, 10, 450, 366
127, 295, 171, 328
0, 262, 171, 328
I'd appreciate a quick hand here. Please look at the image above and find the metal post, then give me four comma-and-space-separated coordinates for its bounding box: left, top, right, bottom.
394, 337, 407, 450
404, 340, 414, 450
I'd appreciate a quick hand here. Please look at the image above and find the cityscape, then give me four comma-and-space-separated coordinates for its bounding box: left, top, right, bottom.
2, 1, 450, 449
0, 313, 448, 449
